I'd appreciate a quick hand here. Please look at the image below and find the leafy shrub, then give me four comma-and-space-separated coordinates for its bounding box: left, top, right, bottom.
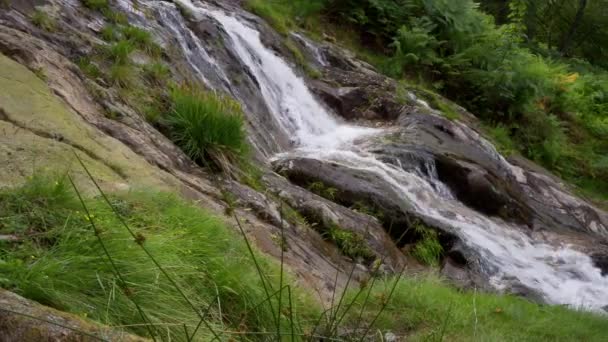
488, 124, 516, 156
164, 86, 248, 166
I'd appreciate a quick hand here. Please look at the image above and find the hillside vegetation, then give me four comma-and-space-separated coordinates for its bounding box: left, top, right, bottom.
247, 0, 608, 204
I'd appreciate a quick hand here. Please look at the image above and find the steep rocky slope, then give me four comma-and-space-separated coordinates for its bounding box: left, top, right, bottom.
1, 0, 608, 338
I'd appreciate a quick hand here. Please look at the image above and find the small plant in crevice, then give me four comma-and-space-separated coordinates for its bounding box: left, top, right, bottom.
164, 85, 249, 170
351, 200, 385, 221
285, 37, 320, 78
31, 9, 56, 32
76, 57, 102, 79
410, 221, 443, 267
220, 189, 238, 215
307, 181, 338, 201
327, 223, 375, 262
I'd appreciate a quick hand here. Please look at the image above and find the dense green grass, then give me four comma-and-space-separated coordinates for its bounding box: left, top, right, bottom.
165, 86, 249, 166
0, 174, 317, 340
346, 276, 608, 341
1, 175, 606, 340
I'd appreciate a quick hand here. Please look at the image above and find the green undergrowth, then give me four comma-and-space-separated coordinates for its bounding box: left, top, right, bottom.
1, 175, 606, 340
0, 174, 318, 340
345, 276, 608, 341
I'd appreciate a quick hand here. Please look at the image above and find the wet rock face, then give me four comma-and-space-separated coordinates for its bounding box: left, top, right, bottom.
310, 67, 406, 122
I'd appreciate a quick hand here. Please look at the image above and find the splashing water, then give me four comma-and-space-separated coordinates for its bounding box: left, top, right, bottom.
160, 1, 608, 311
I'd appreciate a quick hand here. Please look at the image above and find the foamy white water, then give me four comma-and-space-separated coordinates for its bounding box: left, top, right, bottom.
166, 0, 608, 311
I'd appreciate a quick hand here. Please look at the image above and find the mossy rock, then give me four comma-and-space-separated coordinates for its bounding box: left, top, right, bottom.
0, 53, 170, 193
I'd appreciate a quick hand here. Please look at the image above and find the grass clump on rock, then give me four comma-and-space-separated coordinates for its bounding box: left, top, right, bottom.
31, 9, 56, 32
165, 86, 249, 167
122, 25, 162, 56
81, 0, 109, 11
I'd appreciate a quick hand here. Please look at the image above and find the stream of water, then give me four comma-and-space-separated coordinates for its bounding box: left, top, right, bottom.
124, 0, 608, 311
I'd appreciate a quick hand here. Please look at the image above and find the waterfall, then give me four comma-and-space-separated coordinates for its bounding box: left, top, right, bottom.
147, 1, 608, 311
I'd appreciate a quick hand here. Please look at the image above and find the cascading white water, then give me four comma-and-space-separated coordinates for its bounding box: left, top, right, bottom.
175, 0, 378, 148
163, 1, 608, 311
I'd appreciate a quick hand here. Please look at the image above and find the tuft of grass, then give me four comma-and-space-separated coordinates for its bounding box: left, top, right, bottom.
411, 221, 443, 267
100, 24, 120, 41
104, 40, 135, 65
102, 9, 129, 25
122, 26, 162, 56
32, 67, 47, 82
76, 57, 102, 79
164, 86, 249, 167
307, 181, 337, 201
327, 224, 375, 262
143, 62, 170, 85
108, 63, 136, 88
81, 0, 109, 11
351, 201, 385, 220
31, 9, 56, 32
